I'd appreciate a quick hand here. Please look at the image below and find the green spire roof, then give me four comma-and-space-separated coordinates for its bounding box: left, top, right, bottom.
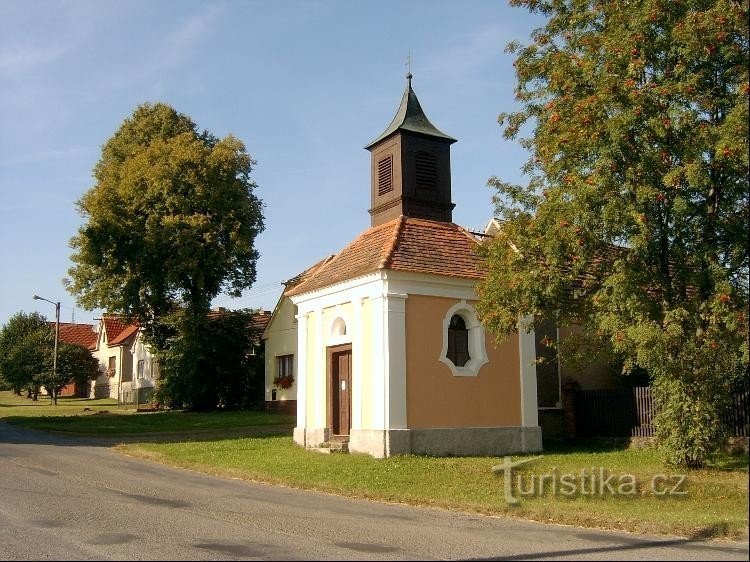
365, 74, 456, 149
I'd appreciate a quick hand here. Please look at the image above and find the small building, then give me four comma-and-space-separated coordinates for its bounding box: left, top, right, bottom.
121, 327, 159, 405
287, 75, 542, 458
90, 315, 138, 400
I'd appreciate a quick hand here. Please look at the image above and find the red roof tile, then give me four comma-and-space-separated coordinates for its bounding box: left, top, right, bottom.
56, 323, 97, 350
286, 216, 487, 296
109, 324, 139, 346
102, 315, 138, 347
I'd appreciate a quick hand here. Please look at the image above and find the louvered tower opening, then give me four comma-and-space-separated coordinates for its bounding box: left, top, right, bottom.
378, 156, 393, 195
415, 151, 437, 192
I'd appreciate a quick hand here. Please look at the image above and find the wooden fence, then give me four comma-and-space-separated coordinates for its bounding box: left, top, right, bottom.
575, 385, 749, 438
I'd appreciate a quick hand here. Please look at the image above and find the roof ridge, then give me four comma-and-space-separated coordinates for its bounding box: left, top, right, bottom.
379, 215, 406, 270
455, 222, 482, 245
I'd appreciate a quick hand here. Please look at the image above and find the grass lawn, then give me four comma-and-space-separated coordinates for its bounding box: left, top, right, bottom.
3, 391, 746, 540
0, 391, 295, 435
118, 436, 748, 541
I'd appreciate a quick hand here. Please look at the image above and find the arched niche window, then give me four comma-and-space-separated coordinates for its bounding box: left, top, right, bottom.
439, 301, 488, 377
447, 315, 470, 367
331, 317, 347, 337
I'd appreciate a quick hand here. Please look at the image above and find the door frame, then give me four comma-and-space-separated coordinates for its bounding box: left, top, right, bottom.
326, 343, 352, 435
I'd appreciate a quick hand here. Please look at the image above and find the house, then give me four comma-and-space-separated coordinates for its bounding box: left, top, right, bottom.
286, 74, 542, 458
90, 315, 139, 400
120, 327, 159, 405
484, 218, 628, 438
45, 322, 98, 397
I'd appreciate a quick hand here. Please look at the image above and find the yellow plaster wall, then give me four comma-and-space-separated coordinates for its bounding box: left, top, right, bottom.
405, 295, 522, 428
263, 297, 298, 401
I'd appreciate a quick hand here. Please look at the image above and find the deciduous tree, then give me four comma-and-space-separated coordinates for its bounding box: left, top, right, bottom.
66, 103, 265, 346
478, 0, 748, 467
0, 312, 52, 400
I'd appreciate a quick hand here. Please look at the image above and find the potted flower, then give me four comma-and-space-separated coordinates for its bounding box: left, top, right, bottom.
273, 374, 294, 389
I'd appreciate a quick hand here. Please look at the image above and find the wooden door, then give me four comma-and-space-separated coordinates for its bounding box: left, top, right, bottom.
330, 346, 352, 436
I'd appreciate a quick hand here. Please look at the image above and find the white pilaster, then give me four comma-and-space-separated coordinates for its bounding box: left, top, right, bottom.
517, 315, 539, 427
371, 294, 386, 430
351, 297, 363, 431
384, 292, 408, 429
295, 311, 308, 428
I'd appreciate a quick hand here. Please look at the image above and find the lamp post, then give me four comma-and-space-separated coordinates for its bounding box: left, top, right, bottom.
33, 294, 60, 404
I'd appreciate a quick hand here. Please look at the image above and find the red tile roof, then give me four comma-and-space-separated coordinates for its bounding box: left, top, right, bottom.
249, 310, 272, 335
102, 315, 138, 347
109, 324, 139, 346
56, 323, 97, 350
286, 216, 487, 296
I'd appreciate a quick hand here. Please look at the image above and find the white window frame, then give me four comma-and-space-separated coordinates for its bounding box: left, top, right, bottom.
438, 300, 488, 377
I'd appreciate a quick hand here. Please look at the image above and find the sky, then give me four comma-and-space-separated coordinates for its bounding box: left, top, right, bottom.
0, 0, 544, 327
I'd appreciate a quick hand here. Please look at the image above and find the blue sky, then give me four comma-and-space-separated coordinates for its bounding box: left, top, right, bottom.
0, 0, 543, 327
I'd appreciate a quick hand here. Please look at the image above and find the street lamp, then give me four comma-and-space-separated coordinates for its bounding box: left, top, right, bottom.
33, 294, 60, 404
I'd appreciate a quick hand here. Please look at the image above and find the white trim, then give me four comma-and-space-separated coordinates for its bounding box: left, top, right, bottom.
518, 315, 539, 427
351, 297, 363, 431
295, 311, 308, 429
290, 272, 383, 308
371, 293, 386, 430
438, 300, 488, 377
327, 308, 351, 347
385, 292, 408, 429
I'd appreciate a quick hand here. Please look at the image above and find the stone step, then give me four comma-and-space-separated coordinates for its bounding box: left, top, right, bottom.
328, 441, 349, 453
310, 439, 349, 454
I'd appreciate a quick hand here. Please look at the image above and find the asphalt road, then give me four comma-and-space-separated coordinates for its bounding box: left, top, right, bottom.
0, 421, 747, 561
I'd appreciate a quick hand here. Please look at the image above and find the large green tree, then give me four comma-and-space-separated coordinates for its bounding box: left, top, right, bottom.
66, 102, 265, 349
155, 309, 265, 410
54, 342, 100, 401
478, 0, 748, 466
0, 312, 52, 400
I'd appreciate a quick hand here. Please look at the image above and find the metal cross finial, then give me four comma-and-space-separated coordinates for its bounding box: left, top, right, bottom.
406, 50, 412, 84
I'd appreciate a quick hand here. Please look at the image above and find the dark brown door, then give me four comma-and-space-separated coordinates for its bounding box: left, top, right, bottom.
330, 347, 352, 436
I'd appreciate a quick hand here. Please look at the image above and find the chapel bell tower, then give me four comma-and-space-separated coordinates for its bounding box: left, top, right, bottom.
365, 73, 457, 226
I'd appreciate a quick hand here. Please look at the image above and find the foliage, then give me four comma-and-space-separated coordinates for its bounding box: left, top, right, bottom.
154, 309, 265, 411
55, 342, 100, 398
478, 0, 749, 467
66, 102, 265, 349
273, 374, 294, 389
0, 312, 52, 398
0, 313, 100, 404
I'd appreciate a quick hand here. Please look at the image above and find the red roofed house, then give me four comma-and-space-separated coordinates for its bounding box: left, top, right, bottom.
53, 322, 98, 397
286, 75, 542, 457
90, 314, 139, 399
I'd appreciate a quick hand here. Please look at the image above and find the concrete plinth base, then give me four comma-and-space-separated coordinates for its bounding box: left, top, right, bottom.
347, 426, 542, 458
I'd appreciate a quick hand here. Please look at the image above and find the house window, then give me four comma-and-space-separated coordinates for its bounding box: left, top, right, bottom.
278, 354, 293, 378
447, 315, 470, 367
137, 360, 145, 379
107, 356, 116, 377
274, 354, 294, 392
